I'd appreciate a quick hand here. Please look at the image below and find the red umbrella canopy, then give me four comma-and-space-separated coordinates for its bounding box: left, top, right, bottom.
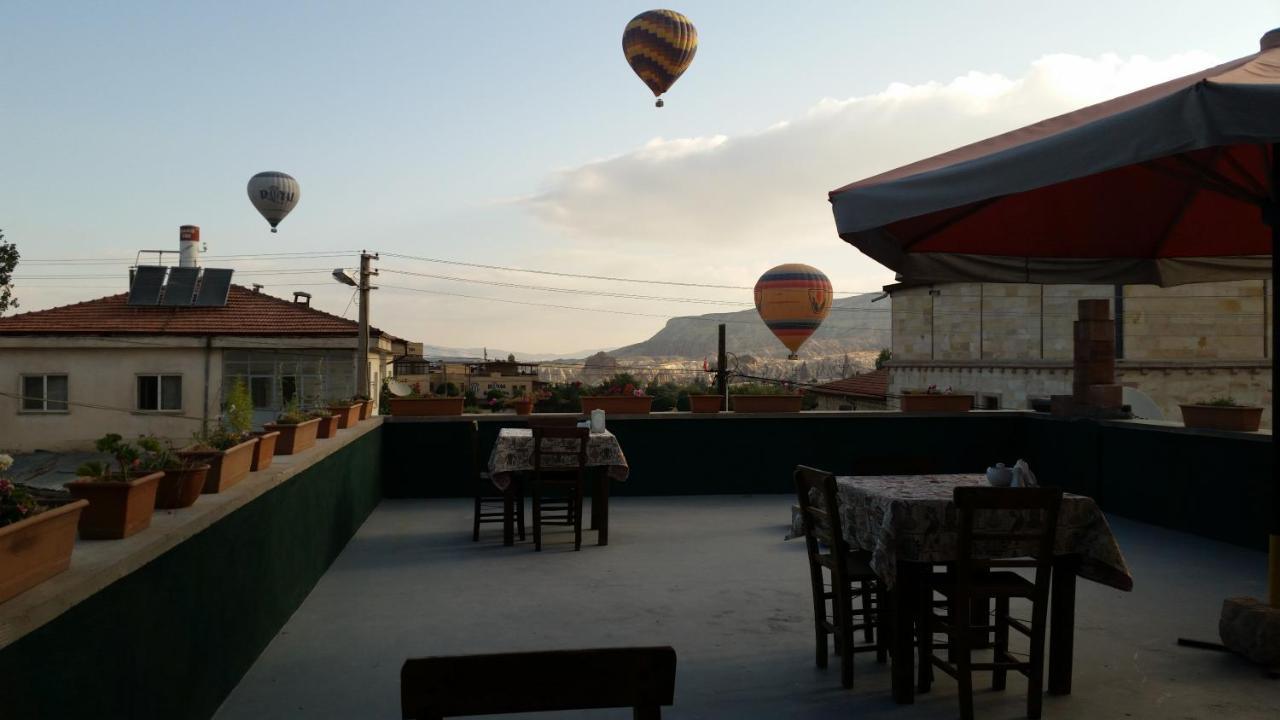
829, 30, 1280, 287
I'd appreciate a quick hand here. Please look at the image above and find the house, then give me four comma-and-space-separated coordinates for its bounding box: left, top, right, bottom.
0, 283, 407, 452
804, 368, 889, 411
884, 280, 1272, 424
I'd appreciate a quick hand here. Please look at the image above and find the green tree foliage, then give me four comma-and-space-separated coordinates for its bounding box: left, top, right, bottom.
875, 348, 892, 369
0, 229, 18, 316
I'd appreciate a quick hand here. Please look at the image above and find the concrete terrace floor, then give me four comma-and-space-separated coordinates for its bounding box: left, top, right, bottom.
216, 496, 1280, 719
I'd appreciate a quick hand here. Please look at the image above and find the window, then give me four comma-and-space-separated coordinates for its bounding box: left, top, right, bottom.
137, 375, 182, 411
21, 374, 68, 412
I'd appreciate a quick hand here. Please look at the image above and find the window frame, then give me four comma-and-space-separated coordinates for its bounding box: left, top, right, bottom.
19, 373, 70, 414
135, 373, 184, 413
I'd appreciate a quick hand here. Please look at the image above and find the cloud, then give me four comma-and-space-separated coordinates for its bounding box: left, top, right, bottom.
525, 51, 1219, 257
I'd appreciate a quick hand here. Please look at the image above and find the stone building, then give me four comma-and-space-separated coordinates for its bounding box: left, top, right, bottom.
885, 280, 1272, 427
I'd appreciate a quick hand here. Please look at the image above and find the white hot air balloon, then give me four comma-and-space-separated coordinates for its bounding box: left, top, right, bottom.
247, 171, 300, 233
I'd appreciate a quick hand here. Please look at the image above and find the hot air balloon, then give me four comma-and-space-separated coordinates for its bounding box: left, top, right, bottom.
754, 264, 833, 359
247, 171, 300, 233
622, 9, 697, 107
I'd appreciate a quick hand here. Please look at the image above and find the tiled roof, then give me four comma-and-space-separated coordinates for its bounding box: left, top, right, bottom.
806, 368, 889, 399
0, 285, 394, 338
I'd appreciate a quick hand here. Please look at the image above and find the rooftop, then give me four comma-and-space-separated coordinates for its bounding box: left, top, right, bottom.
0, 284, 399, 339
215, 496, 1279, 719
807, 368, 890, 400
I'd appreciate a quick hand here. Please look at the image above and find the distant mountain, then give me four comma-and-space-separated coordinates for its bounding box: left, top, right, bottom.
611, 293, 890, 360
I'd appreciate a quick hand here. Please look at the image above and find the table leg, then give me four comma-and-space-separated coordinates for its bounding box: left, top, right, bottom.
595, 474, 609, 546
503, 488, 514, 547
1049, 555, 1079, 695
891, 562, 918, 704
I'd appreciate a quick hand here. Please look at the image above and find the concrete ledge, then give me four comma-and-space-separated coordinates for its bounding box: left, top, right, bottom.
0, 417, 383, 651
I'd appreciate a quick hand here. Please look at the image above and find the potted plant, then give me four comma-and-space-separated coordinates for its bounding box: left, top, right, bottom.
248, 428, 280, 471
354, 394, 373, 420
327, 396, 362, 429
899, 384, 974, 413
387, 383, 465, 416
1179, 397, 1264, 432
687, 388, 724, 414
1, 454, 88, 603
309, 407, 341, 439
580, 374, 653, 415
263, 400, 323, 454
180, 382, 259, 493
508, 389, 535, 416
729, 382, 803, 413
66, 434, 164, 539
137, 436, 209, 510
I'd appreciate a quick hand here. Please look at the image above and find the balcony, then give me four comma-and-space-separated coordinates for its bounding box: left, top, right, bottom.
1, 411, 1273, 719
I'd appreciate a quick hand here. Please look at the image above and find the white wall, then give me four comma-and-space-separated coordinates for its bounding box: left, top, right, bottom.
0, 340, 222, 452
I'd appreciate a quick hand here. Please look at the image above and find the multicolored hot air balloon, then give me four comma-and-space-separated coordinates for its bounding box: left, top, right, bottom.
247, 171, 300, 233
754, 264, 833, 359
622, 9, 697, 107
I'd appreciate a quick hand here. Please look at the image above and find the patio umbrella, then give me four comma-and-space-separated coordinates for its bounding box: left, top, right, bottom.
828, 29, 1278, 603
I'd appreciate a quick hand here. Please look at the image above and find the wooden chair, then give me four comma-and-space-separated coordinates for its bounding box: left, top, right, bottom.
793, 466, 886, 689
401, 646, 677, 719
531, 426, 589, 551
470, 421, 523, 542
917, 486, 1062, 720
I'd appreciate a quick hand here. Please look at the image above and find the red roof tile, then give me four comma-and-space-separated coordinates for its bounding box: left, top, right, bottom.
806, 368, 889, 399
0, 285, 393, 338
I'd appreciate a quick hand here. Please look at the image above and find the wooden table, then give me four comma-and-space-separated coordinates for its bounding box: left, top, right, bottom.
832, 474, 1133, 704
487, 428, 630, 547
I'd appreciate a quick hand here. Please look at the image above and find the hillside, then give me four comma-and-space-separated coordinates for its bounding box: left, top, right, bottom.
611, 293, 890, 360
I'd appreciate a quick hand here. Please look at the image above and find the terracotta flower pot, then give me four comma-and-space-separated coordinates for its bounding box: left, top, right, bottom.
688, 395, 723, 413
154, 465, 209, 510
365, 399, 377, 417
899, 393, 974, 413
357, 400, 372, 420
388, 397, 465, 416
0, 499, 88, 603
328, 404, 361, 429
179, 436, 259, 494
263, 417, 322, 455
65, 471, 164, 540
580, 396, 653, 415
315, 414, 340, 439
730, 395, 803, 413
511, 399, 534, 416
1179, 404, 1263, 432
249, 431, 279, 471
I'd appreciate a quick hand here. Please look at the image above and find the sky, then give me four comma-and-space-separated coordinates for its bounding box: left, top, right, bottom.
1, 1, 1275, 355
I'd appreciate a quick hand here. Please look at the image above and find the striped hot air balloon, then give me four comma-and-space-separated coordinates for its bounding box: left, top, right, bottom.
622, 9, 697, 107
754, 264, 833, 359
247, 171, 300, 233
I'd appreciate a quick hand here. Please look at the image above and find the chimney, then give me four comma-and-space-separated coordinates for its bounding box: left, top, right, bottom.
293, 291, 312, 306
252, 284, 263, 293
179, 225, 200, 268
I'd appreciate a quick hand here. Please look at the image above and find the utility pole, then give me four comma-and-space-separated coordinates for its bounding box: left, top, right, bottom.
357, 251, 379, 401
716, 323, 728, 410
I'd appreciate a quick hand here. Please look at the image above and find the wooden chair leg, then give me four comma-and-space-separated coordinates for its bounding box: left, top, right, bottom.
838, 582, 854, 689
472, 495, 481, 542
1027, 596, 1049, 719
516, 489, 526, 541
810, 571, 829, 669
917, 583, 932, 693
573, 482, 583, 551
954, 597, 975, 720
533, 483, 542, 552
993, 596, 1010, 691
860, 580, 876, 644
875, 584, 888, 664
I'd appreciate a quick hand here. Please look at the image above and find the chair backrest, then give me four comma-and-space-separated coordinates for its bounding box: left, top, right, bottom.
793, 466, 852, 580
401, 646, 677, 719
532, 426, 589, 479
952, 486, 1063, 592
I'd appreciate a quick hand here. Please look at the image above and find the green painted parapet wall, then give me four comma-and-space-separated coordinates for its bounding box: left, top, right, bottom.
382, 412, 1273, 551
0, 429, 382, 720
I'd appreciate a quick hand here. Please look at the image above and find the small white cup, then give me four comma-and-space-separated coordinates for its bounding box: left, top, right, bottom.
986, 463, 1013, 487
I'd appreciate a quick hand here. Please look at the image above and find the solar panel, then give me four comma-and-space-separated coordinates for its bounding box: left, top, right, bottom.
193, 268, 234, 307
159, 266, 200, 306
127, 266, 167, 306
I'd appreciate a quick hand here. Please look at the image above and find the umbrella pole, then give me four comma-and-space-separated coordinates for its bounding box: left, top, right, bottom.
1271, 143, 1279, 608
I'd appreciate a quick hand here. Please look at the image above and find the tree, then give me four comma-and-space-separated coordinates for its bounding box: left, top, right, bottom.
0, 229, 18, 316
875, 348, 892, 370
